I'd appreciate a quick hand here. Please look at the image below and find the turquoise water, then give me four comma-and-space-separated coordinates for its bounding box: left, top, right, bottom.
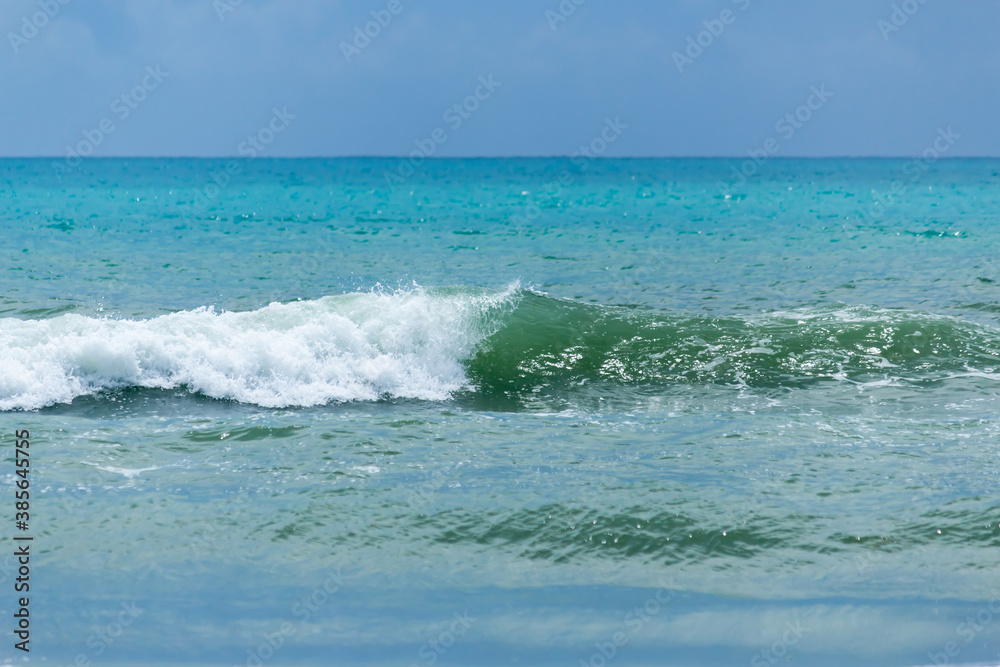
2, 158, 1000, 666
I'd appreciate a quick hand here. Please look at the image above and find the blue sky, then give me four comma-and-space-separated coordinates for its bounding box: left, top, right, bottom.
1, 0, 997, 157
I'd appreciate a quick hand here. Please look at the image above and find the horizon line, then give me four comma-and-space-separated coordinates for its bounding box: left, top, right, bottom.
2, 155, 998, 160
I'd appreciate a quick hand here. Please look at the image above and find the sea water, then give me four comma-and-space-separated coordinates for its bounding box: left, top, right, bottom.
1, 157, 999, 666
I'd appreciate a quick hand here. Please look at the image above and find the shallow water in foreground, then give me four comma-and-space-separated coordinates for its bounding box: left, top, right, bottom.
1, 158, 999, 666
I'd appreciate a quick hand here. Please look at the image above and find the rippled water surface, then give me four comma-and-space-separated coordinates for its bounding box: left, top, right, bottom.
1, 158, 999, 666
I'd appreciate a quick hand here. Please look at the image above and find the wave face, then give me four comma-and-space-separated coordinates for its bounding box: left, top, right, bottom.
2, 287, 999, 410
469, 293, 1000, 397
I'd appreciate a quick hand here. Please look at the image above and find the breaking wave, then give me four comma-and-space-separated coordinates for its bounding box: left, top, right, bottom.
2, 285, 999, 410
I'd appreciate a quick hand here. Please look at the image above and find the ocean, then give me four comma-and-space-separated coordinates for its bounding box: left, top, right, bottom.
1, 157, 999, 666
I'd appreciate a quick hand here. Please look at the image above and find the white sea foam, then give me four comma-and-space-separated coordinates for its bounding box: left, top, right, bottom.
0, 285, 519, 411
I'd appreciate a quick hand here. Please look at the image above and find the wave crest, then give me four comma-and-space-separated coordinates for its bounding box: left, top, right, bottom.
0, 286, 518, 410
